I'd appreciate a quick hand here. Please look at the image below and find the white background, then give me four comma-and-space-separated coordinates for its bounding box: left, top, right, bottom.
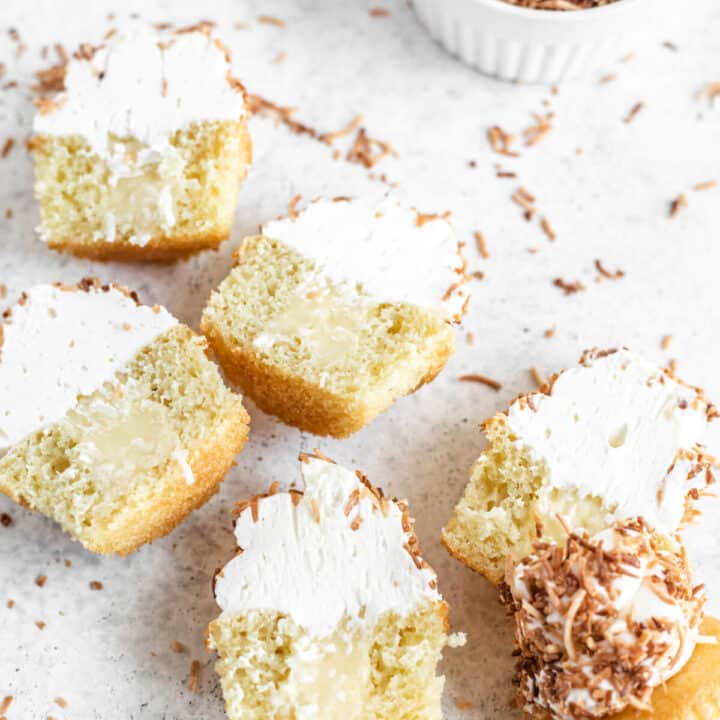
1, 1, 719, 718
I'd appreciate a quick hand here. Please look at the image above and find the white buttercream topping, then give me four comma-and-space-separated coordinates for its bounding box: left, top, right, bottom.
0, 284, 177, 452
506, 349, 714, 533
214, 456, 440, 636
510, 524, 703, 719
33, 23, 246, 159
261, 196, 468, 321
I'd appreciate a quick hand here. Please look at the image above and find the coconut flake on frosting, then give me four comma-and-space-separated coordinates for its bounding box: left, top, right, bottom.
261, 196, 469, 322
502, 518, 706, 719
506, 348, 716, 534
0, 280, 176, 453
213, 453, 441, 637
33, 22, 246, 159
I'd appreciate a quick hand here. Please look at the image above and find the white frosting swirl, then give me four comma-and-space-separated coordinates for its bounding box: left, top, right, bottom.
214, 456, 440, 636
33, 23, 246, 159
0, 283, 176, 453
506, 349, 714, 533
261, 196, 469, 321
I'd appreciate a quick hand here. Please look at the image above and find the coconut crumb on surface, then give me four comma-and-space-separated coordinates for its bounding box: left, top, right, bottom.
595, 258, 625, 280
511, 187, 536, 220
599, 72, 617, 84
466, 332, 474, 345
54, 698, 68, 708
670, 193, 688, 217
699, 81, 720, 103
530, 366, 546, 387
7, 599, 14, 608
488, 125, 518, 157
320, 114, 363, 145
287, 194, 302, 220
458, 374, 503, 391
369, 7, 391, 16
346, 127, 394, 168
661, 334, 673, 350
4, 209, 12, 220
1, 138, 14, 158
540, 217, 555, 241
501, 0, 619, 7
0, 512, 12, 527
0, 696, 12, 715
474, 230, 489, 259
553, 277, 585, 295
623, 101, 644, 123
35, 575, 47, 587
693, 180, 717, 191
524, 112, 553, 146
246, 93, 317, 138
187, 660, 201, 693
89, 580, 103, 591
173, 641, 186, 653
35, 620, 46, 630
257, 15, 285, 27
544, 326, 556, 338
455, 699, 474, 710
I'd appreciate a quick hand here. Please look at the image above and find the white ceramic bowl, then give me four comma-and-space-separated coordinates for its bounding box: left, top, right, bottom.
412, 0, 664, 84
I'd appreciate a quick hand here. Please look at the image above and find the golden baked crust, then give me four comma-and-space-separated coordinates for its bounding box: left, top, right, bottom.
80, 401, 249, 555
203, 319, 453, 438
46, 227, 231, 263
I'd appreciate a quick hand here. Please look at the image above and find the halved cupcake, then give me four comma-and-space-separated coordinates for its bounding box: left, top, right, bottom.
0, 279, 248, 554
202, 195, 469, 437
207, 452, 460, 720
31, 22, 251, 260
443, 348, 717, 583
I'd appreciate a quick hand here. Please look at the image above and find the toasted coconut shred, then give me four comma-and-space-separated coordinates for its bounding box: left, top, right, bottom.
500, 518, 706, 719
502, 0, 619, 8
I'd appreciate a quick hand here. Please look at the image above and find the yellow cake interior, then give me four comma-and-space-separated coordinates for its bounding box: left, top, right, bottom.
31, 119, 251, 258
201, 234, 455, 435
442, 415, 611, 584
207, 600, 449, 720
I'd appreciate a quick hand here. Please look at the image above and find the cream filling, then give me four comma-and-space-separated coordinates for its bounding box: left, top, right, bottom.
284, 628, 370, 720
64, 384, 194, 488
89, 139, 193, 244
253, 287, 366, 370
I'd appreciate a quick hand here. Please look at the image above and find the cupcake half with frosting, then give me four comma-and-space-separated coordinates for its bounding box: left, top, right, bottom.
201, 195, 469, 437
0, 279, 248, 554
501, 518, 720, 720
30, 22, 251, 261
207, 452, 460, 720
443, 348, 717, 584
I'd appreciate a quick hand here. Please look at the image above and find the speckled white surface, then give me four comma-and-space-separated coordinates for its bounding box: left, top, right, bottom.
1, 1, 719, 718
